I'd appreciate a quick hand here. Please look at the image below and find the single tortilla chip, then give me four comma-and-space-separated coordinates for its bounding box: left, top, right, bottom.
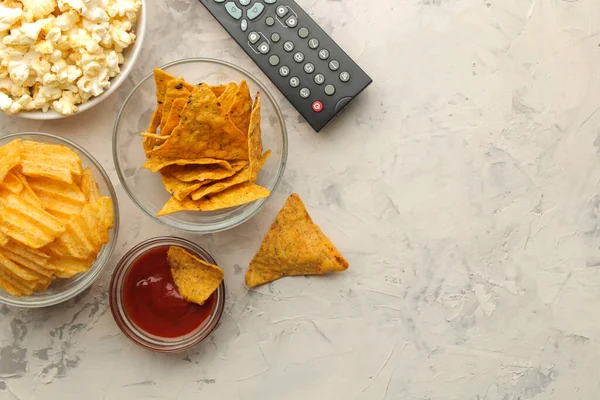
0, 139, 21, 184
191, 150, 271, 201
167, 246, 223, 305
216, 82, 239, 113
154, 68, 177, 107
81, 168, 101, 203
161, 98, 187, 137
141, 132, 170, 140
142, 157, 232, 173
247, 92, 264, 183
149, 84, 249, 160
210, 84, 227, 97
157, 182, 270, 216
159, 78, 193, 132
245, 193, 349, 287
228, 80, 253, 134
169, 160, 247, 183
143, 107, 163, 154
160, 171, 210, 201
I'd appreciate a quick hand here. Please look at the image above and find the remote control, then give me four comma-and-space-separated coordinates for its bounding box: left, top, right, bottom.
199, 0, 372, 132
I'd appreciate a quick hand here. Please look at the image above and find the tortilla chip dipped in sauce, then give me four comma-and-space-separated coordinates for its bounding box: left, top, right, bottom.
122, 246, 219, 338
245, 193, 349, 287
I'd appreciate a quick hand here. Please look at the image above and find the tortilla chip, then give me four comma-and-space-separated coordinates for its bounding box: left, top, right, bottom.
143, 108, 163, 154
191, 150, 271, 201
245, 193, 349, 287
169, 160, 247, 183
157, 182, 270, 216
141, 132, 170, 141
167, 246, 224, 305
210, 84, 227, 97
142, 157, 232, 173
154, 68, 177, 107
160, 171, 210, 201
0, 139, 21, 184
159, 79, 193, 132
149, 84, 249, 160
216, 82, 238, 112
247, 92, 263, 182
228, 80, 253, 134
161, 98, 187, 137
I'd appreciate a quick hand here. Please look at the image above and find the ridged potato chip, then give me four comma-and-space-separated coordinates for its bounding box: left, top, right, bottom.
0, 244, 53, 279
27, 177, 86, 223
21, 141, 82, 182
80, 168, 101, 203
0, 139, 21, 184
47, 257, 95, 279
0, 172, 23, 194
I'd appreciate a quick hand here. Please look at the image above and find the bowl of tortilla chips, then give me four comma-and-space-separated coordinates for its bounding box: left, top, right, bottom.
113, 58, 287, 233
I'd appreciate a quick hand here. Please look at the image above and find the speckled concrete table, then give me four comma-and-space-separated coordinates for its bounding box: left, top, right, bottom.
2, 0, 600, 399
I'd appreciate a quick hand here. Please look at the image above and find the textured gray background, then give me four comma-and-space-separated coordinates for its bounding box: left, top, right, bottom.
1, 0, 600, 398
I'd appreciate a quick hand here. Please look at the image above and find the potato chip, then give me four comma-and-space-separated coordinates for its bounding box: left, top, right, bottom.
43, 256, 93, 278
0, 263, 50, 293
0, 171, 23, 194
81, 168, 101, 203
247, 92, 264, 182
160, 171, 209, 202
245, 193, 349, 287
170, 160, 247, 183
159, 79, 193, 132
0, 193, 65, 248
210, 84, 227, 97
0, 276, 27, 296
21, 141, 83, 181
0, 248, 53, 279
161, 98, 187, 137
0, 251, 38, 281
0, 232, 8, 247
157, 182, 270, 216
13, 170, 43, 208
27, 177, 86, 222
142, 156, 232, 173
228, 80, 252, 134
149, 84, 249, 160
0, 269, 34, 296
167, 246, 223, 305
0, 139, 21, 184
216, 82, 239, 112
191, 150, 271, 201
93, 197, 115, 230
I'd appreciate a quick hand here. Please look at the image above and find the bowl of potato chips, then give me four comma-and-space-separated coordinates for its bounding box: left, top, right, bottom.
0, 132, 118, 308
113, 58, 288, 233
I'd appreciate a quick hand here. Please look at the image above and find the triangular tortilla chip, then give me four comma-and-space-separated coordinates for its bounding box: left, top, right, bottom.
228, 80, 252, 134
247, 93, 263, 182
167, 246, 224, 305
149, 84, 249, 160
170, 160, 247, 183
142, 156, 232, 172
161, 98, 188, 137
216, 82, 238, 112
159, 79, 193, 132
210, 84, 227, 97
245, 193, 349, 287
191, 150, 271, 201
143, 108, 163, 154
157, 182, 270, 216
160, 170, 211, 201
154, 68, 177, 107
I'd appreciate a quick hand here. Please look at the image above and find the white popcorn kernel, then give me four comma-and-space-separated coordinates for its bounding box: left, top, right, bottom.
20, 0, 57, 19
0, 6, 24, 32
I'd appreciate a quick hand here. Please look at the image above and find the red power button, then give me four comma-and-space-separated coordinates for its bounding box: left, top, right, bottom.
312, 101, 323, 113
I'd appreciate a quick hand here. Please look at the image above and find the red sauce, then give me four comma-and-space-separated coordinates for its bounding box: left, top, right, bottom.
122, 246, 215, 338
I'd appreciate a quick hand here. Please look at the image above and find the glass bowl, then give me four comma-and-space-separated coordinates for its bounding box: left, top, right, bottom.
109, 237, 225, 353
113, 58, 288, 233
0, 132, 119, 308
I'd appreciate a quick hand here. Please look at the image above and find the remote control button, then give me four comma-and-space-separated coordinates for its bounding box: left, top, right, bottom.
248, 31, 260, 44
308, 38, 319, 49
239, 0, 250, 5
329, 60, 340, 71
298, 27, 309, 38
324, 84, 336, 96
266, 16, 275, 26
225, 2, 242, 19
318, 49, 329, 60
289, 77, 300, 88
258, 41, 270, 54
241, 18, 248, 31
300, 88, 310, 98
314, 73, 325, 85
279, 65, 290, 77
269, 55, 280, 66
285, 15, 297, 27
215, 0, 225, 2
303, 62, 314, 74
264, 0, 276, 3
293, 51, 304, 63
339, 71, 350, 82
271, 32, 280, 42
312, 100, 323, 113
247, 3, 265, 20
276, 5, 288, 17
283, 41, 294, 52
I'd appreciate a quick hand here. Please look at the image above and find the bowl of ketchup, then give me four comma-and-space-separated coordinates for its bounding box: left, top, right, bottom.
109, 237, 225, 352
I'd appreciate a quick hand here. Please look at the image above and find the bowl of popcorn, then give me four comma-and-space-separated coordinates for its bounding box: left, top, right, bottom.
0, 0, 145, 119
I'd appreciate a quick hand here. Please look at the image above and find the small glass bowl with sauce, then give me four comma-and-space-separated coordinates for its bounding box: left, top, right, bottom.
109, 237, 225, 352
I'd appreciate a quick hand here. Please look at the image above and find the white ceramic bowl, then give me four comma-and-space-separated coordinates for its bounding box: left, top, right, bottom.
15, 1, 146, 120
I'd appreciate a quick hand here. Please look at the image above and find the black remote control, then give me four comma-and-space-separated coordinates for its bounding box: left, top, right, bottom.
199, 0, 372, 132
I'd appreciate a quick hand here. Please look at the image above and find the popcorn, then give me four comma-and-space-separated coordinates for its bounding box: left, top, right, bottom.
0, 0, 141, 115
